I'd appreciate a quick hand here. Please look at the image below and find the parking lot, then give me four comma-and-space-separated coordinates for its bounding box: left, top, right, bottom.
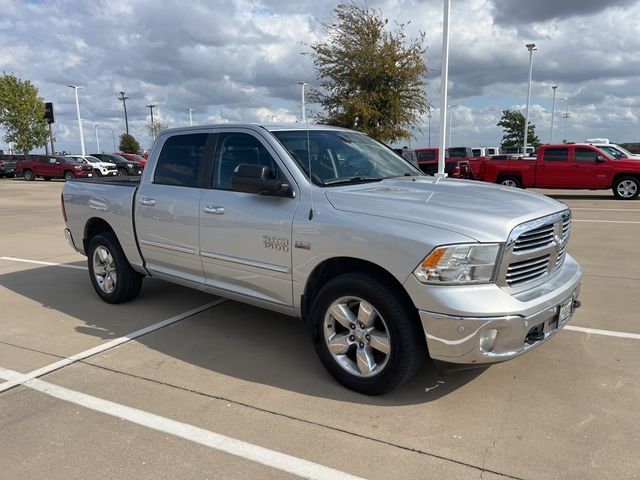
1, 177, 638, 480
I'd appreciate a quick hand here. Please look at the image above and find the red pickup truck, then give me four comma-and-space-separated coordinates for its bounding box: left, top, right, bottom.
17, 155, 94, 181
480, 144, 640, 199
414, 147, 476, 178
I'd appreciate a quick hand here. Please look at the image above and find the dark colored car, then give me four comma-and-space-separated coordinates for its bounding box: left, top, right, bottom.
118, 152, 147, 167
90, 153, 143, 176
0, 154, 19, 178
17, 155, 94, 181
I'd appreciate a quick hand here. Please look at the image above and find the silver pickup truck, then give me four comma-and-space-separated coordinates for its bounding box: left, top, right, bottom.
62, 124, 582, 394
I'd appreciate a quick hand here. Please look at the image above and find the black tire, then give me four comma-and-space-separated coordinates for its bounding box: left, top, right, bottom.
64, 171, 75, 181
309, 273, 425, 395
23, 169, 35, 181
117, 168, 127, 177
94, 169, 102, 177
612, 176, 639, 200
498, 176, 522, 188
43, 177, 52, 181
87, 233, 143, 304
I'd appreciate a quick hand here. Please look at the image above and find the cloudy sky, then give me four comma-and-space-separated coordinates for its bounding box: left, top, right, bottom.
1, 0, 639, 153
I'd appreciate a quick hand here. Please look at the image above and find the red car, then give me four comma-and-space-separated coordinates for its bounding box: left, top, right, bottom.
414, 147, 475, 178
479, 143, 640, 199
17, 155, 94, 181
118, 152, 147, 167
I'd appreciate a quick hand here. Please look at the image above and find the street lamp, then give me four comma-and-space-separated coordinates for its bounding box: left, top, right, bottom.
437, 0, 452, 177
562, 97, 571, 142
67, 85, 86, 155
297, 81, 307, 123
187, 108, 195, 126
82, 119, 100, 152
550, 85, 558, 143
448, 104, 459, 147
523, 43, 537, 155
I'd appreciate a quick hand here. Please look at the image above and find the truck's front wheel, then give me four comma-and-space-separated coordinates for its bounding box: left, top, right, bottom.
310, 273, 425, 395
87, 233, 143, 304
613, 176, 639, 200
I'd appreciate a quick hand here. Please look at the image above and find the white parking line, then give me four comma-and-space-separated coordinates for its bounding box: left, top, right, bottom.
0, 299, 225, 393
565, 325, 640, 340
0, 256, 87, 270
572, 220, 640, 224
0, 367, 364, 480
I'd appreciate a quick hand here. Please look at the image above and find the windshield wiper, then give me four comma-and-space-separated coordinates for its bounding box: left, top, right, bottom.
322, 176, 383, 186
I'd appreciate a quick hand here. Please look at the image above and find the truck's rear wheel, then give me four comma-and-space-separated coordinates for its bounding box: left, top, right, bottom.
613, 176, 639, 200
310, 273, 425, 395
499, 176, 521, 188
87, 233, 142, 304
23, 169, 35, 181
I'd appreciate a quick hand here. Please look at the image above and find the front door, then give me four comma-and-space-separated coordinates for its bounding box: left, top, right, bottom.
199, 129, 298, 307
572, 147, 612, 188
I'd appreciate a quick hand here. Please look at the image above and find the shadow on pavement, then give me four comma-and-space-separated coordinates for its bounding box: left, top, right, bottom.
0, 263, 486, 405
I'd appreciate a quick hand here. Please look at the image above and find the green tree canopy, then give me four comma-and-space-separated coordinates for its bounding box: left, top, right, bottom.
119, 133, 141, 153
309, 2, 429, 144
0, 72, 50, 154
497, 109, 540, 148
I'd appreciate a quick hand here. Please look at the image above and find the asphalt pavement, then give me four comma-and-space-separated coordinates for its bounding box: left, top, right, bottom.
1, 178, 638, 480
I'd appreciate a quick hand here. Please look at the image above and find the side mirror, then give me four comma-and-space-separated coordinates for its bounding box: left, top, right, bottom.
231, 164, 291, 197
595, 155, 607, 163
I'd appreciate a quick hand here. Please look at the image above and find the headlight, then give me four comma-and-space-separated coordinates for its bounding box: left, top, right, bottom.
74, 165, 82, 169
127, 163, 133, 167
413, 243, 500, 284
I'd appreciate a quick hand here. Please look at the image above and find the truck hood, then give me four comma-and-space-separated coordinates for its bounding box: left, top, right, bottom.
324, 176, 567, 242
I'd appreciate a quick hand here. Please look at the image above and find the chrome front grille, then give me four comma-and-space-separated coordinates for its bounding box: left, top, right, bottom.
499, 211, 572, 289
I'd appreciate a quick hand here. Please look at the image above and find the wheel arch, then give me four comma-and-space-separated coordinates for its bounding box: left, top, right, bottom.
301, 256, 418, 322
83, 217, 117, 253
611, 173, 640, 187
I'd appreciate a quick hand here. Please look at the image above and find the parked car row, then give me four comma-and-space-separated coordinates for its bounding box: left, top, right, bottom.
0, 153, 145, 181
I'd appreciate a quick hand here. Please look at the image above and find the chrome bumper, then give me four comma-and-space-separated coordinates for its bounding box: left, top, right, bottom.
407, 255, 583, 364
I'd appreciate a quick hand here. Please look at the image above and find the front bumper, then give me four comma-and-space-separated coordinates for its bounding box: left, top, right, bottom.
406, 254, 582, 364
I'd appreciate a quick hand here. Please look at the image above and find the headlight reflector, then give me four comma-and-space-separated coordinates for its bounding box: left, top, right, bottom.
414, 243, 500, 284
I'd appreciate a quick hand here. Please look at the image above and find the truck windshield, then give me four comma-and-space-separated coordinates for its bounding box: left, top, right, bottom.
272, 130, 419, 186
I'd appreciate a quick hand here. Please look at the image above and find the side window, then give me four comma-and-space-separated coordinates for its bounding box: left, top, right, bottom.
417, 151, 435, 161
154, 133, 210, 187
542, 148, 568, 162
574, 148, 599, 162
212, 132, 280, 190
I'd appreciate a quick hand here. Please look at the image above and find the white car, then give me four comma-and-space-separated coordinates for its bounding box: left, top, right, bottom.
585, 139, 640, 160
66, 155, 118, 177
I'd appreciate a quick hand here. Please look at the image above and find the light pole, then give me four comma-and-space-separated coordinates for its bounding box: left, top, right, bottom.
67, 85, 86, 155
437, 0, 451, 177
523, 43, 537, 155
117, 91, 130, 135
297, 81, 307, 123
187, 108, 194, 126
101, 126, 116, 152
562, 97, 571, 142
550, 85, 558, 143
448, 104, 459, 147
427, 108, 432, 147
82, 119, 99, 152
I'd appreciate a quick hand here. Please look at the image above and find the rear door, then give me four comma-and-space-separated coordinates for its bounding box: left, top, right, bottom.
135, 131, 215, 284
535, 147, 572, 187
199, 128, 298, 308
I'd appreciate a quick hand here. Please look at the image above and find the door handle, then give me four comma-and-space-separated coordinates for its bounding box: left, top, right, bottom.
203, 205, 225, 215
138, 197, 156, 206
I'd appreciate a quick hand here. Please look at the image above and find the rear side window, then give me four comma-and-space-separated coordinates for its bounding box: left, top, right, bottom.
574, 148, 599, 162
472, 149, 481, 157
416, 150, 436, 161
212, 132, 280, 190
543, 148, 568, 162
154, 133, 211, 187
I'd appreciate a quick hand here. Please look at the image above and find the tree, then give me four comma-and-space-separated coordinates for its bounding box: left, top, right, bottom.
146, 119, 169, 141
0, 72, 50, 154
497, 109, 540, 148
308, 2, 429, 144
119, 133, 141, 153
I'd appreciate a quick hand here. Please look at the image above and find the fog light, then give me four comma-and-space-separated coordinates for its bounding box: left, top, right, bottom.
479, 329, 498, 353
